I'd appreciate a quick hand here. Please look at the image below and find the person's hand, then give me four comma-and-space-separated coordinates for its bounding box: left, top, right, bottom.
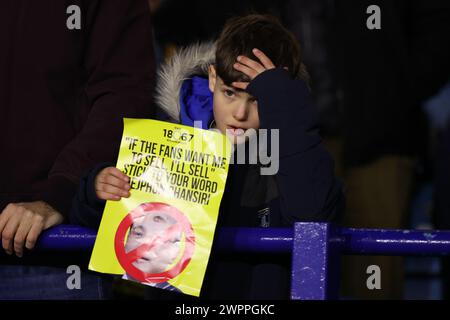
0, 201, 64, 257
232, 48, 276, 91
95, 167, 131, 201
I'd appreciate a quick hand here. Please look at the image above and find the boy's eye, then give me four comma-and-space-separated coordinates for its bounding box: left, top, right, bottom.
224, 89, 235, 98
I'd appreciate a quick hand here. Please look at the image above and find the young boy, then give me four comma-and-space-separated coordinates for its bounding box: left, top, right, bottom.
71, 14, 344, 299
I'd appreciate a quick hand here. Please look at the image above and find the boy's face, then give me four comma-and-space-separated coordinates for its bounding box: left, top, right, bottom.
125, 211, 181, 274
208, 66, 260, 145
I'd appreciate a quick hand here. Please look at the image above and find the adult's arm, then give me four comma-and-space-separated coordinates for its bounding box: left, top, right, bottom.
35, 0, 155, 217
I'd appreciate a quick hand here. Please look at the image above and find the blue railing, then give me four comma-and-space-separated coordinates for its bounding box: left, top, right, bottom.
18, 223, 450, 299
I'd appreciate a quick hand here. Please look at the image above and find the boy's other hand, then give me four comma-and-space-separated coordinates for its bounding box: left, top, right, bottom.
0, 201, 63, 257
232, 48, 276, 90
95, 167, 131, 201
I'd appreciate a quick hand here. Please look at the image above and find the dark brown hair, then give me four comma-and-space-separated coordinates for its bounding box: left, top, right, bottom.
215, 14, 309, 86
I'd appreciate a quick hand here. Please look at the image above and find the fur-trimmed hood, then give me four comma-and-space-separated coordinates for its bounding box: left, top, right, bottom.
155, 42, 216, 124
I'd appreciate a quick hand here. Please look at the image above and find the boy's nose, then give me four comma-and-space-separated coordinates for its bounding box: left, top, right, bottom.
233, 103, 249, 121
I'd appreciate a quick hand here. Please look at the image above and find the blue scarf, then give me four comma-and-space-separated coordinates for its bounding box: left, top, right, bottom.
179, 76, 214, 129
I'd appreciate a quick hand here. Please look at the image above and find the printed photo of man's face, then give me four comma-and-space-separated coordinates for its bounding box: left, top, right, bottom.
125, 211, 182, 274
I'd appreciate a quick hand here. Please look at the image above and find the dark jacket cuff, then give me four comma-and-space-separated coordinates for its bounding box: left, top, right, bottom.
68, 162, 112, 228
84, 163, 111, 209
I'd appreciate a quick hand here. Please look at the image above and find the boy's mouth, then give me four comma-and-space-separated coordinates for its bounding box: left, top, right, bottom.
226, 125, 246, 136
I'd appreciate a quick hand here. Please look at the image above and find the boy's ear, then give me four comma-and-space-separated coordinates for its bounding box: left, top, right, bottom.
208, 65, 217, 93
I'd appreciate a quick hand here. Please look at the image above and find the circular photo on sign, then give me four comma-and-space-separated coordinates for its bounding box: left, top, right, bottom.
115, 202, 195, 287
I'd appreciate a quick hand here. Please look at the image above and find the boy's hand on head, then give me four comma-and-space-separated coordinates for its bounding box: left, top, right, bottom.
232, 48, 276, 90
95, 167, 131, 201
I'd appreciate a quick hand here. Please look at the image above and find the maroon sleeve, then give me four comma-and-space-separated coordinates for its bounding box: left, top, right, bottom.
35, 0, 155, 216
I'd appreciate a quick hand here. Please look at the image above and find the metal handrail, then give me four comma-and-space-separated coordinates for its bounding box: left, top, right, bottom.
6, 223, 450, 300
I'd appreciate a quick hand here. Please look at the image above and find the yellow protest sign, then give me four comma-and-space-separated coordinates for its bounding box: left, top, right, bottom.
89, 118, 231, 297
